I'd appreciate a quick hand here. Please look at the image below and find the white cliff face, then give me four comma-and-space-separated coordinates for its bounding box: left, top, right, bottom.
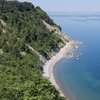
0, 19, 6, 26
6, 0, 17, 1
42, 20, 70, 43
0, 19, 6, 34
42, 20, 63, 35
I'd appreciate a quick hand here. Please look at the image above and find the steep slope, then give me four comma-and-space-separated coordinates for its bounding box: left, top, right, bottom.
0, 0, 67, 100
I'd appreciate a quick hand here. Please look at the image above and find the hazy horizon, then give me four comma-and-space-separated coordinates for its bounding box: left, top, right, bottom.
19, 0, 100, 14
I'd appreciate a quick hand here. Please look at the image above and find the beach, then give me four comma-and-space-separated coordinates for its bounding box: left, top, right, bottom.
43, 39, 78, 99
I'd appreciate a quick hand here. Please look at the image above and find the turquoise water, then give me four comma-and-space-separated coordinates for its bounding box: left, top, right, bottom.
50, 14, 100, 100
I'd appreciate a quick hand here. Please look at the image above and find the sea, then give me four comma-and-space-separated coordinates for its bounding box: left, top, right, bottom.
49, 13, 100, 100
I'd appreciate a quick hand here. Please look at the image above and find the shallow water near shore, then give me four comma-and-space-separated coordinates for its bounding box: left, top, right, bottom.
50, 13, 100, 100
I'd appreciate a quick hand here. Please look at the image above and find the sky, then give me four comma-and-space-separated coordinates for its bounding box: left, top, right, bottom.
19, 0, 100, 13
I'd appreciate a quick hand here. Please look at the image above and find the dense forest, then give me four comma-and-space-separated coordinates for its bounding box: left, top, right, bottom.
0, 0, 66, 100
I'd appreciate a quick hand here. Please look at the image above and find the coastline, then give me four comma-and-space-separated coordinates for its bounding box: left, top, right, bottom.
43, 37, 78, 99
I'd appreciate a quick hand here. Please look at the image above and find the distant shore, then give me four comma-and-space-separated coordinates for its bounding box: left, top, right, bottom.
43, 36, 79, 99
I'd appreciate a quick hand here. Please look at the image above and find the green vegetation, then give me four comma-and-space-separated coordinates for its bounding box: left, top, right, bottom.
0, 0, 65, 100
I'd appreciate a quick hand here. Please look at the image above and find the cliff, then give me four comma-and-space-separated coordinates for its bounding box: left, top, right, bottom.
0, 0, 68, 100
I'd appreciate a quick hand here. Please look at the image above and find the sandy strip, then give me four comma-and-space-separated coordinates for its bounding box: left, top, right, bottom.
43, 40, 78, 99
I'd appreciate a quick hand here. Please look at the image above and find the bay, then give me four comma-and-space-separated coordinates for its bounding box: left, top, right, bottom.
50, 13, 100, 100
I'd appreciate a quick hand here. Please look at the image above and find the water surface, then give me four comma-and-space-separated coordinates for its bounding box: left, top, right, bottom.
50, 14, 100, 100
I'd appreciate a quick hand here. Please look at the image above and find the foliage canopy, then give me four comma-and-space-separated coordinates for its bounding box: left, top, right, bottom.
0, 0, 65, 100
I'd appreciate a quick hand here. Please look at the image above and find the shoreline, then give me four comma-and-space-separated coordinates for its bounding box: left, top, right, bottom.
43, 38, 78, 100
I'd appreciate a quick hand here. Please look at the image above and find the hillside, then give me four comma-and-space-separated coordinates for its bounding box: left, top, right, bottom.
0, 0, 68, 100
